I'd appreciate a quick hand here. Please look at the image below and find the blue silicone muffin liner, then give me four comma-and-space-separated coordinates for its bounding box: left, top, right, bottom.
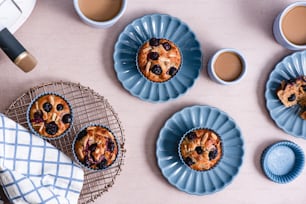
26, 92, 74, 140
261, 140, 305, 184
178, 127, 223, 172
72, 124, 120, 172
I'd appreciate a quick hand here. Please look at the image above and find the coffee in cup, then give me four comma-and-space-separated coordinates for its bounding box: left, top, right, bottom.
208, 48, 247, 85
73, 0, 127, 28
273, 2, 306, 50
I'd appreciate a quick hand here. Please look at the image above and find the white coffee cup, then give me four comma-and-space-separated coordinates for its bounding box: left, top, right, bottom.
207, 48, 247, 85
273, 2, 306, 50
73, 0, 127, 28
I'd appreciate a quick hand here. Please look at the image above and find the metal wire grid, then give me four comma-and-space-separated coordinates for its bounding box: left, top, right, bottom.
4, 81, 126, 204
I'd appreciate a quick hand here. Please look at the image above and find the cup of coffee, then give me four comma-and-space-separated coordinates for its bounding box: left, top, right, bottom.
208, 48, 247, 85
73, 0, 127, 28
273, 2, 306, 50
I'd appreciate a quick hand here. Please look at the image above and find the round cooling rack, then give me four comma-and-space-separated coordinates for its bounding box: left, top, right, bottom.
4, 81, 126, 204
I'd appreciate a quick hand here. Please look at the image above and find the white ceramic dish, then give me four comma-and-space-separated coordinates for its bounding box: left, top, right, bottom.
273, 1, 306, 50
0, 0, 37, 33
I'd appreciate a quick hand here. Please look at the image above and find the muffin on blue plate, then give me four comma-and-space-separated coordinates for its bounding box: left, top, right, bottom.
73, 125, 119, 171
137, 38, 182, 83
179, 128, 222, 171
27, 93, 73, 139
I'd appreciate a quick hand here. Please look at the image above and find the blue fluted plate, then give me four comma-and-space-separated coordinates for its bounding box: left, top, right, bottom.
156, 105, 244, 195
261, 141, 304, 183
265, 50, 306, 138
113, 14, 202, 102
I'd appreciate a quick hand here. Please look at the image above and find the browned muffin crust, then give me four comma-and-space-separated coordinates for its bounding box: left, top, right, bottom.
29, 94, 72, 138
180, 129, 222, 171
74, 126, 118, 170
137, 38, 181, 82
276, 76, 306, 119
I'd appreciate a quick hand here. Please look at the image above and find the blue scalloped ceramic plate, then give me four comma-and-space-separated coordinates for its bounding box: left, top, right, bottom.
265, 50, 306, 138
113, 14, 202, 102
156, 105, 244, 195
261, 141, 304, 183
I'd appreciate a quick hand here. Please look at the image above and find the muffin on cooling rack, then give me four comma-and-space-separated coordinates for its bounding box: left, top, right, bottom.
27, 93, 73, 139
179, 128, 222, 171
137, 38, 181, 82
73, 125, 119, 171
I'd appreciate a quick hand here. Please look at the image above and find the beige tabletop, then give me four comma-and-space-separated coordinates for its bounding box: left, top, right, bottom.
0, 0, 305, 203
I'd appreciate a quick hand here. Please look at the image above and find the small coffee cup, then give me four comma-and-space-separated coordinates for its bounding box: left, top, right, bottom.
273, 2, 306, 50
207, 48, 247, 85
73, 0, 127, 28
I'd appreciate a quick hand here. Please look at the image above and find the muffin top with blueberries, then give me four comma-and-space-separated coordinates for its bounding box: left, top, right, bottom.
137, 38, 181, 83
180, 129, 222, 171
74, 125, 118, 170
28, 94, 73, 139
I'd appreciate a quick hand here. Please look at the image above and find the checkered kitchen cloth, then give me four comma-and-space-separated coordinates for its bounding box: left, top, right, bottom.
0, 113, 84, 204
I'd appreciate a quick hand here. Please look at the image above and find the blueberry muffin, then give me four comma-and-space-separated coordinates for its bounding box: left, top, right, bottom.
137, 38, 181, 82
276, 76, 306, 119
179, 129, 222, 171
28, 93, 73, 139
73, 125, 118, 170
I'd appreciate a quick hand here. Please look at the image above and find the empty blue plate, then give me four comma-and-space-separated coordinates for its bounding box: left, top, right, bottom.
261, 141, 305, 183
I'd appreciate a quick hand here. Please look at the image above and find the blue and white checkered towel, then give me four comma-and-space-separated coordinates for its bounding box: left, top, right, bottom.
0, 113, 84, 204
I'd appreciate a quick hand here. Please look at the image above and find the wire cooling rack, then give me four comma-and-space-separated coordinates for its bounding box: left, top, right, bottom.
4, 81, 126, 204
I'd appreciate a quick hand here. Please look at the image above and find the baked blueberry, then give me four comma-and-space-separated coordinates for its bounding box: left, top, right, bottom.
186, 131, 196, 140
88, 143, 97, 152
45, 121, 59, 135
83, 155, 91, 167
148, 52, 159, 60
288, 94, 296, 102
98, 158, 108, 169
184, 157, 194, 166
78, 128, 87, 138
107, 140, 115, 152
195, 146, 203, 154
209, 148, 218, 160
150, 65, 162, 75
43, 102, 52, 112
62, 114, 72, 124
149, 38, 160, 46
167, 67, 177, 76
56, 104, 64, 111
32, 111, 43, 123
162, 42, 171, 51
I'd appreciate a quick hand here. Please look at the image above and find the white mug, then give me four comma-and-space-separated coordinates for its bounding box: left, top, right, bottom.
273, 2, 306, 50
207, 48, 247, 85
73, 0, 127, 29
